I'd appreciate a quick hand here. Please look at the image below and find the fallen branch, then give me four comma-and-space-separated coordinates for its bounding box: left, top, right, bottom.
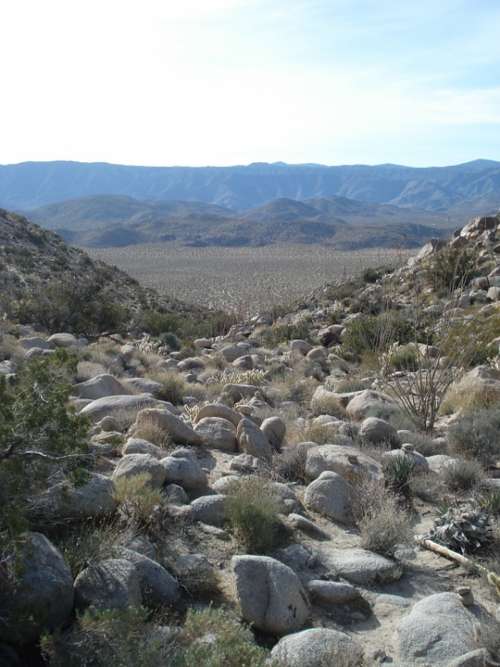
416, 535, 500, 598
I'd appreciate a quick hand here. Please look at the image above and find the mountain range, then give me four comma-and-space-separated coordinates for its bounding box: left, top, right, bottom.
0, 159, 499, 214
1, 158, 500, 249
28, 194, 451, 249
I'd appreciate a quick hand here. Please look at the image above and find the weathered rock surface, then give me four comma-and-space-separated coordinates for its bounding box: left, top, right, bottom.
270, 627, 363, 666
231, 555, 310, 635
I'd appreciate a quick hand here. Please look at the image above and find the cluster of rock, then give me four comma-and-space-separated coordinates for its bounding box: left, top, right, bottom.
2, 213, 500, 665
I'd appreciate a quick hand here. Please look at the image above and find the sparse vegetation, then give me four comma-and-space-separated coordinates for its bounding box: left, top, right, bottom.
225, 477, 282, 553
113, 473, 163, 527
448, 408, 500, 465
442, 460, 484, 493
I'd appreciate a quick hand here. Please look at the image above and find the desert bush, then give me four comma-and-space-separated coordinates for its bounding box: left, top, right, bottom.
441, 311, 500, 368
440, 376, 500, 415
225, 477, 282, 553
479, 490, 500, 517
448, 408, 500, 465
256, 320, 313, 347
173, 606, 269, 667
141, 309, 236, 341
442, 460, 484, 493
410, 472, 445, 504
426, 246, 476, 294
352, 476, 413, 556
113, 473, 162, 527
332, 377, 370, 393
385, 343, 419, 372
14, 277, 130, 335
272, 445, 308, 483
383, 455, 415, 497
149, 370, 187, 405
53, 519, 121, 578
341, 311, 413, 359
382, 346, 458, 432
0, 351, 90, 539
41, 607, 174, 667
362, 266, 383, 283
311, 391, 346, 419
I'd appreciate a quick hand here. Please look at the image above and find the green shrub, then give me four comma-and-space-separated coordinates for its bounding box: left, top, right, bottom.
448, 408, 500, 465
440, 311, 500, 368
383, 455, 415, 497
113, 473, 162, 527
257, 320, 312, 347
14, 278, 130, 335
362, 267, 383, 283
385, 344, 418, 371
149, 371, 187, 405
53, 519, 121, 578
0, 352, 90, 539
341, 311, 413, 359
173, 607, 269, 667
225, 477, 282, 553
426, 246, 476, 294
141, 309, 236, 341
41, 607, 174, 667
273, 446, 307, 483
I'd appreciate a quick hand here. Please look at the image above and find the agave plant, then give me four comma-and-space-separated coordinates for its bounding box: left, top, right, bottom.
427, 503, 493, 554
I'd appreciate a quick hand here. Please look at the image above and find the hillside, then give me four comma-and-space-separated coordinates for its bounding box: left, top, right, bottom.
2, 212, 500, 666
2, 159, 500, 214
0, 209, 206, 334
29, 193, 451, 249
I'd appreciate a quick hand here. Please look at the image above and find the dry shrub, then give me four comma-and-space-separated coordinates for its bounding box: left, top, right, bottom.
113, 473, 162, 526
442, 459, 484, 493
440, 377, 500, 415
311, 391, 346, 419
131, 418, 174, 449
448, 408, 500, 465
76, 360, 108, 381
270, 369, 318, 407
53, 518, 122, 578
273, 445, 308, 483
352, 476, 413, 556
225, 476, 282, 554
147, 370, 187, 405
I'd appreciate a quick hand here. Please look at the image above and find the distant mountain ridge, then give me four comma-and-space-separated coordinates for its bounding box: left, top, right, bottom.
1, 159, 500, 214
28, 193, 451, 249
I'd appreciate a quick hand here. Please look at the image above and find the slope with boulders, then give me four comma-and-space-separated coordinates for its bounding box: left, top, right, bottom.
1, 211, 500, 665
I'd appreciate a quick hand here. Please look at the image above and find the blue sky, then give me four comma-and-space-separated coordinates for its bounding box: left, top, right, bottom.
1, 0, 500, 166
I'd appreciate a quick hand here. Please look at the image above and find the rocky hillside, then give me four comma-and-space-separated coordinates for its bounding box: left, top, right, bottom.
28, 194, 450, 249
0, 209, 208, 335
1, 213, 500, 665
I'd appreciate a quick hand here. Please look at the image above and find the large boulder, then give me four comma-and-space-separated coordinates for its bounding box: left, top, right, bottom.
261, 416, 286, 450
305, 444, 382, 482
271, 628, 363, 667
397, 593, 487, 666
189, 495, 226, 526
131, 408, 202, 446
194, 417, 237, 452
20, 336, 53, 351
112, 454, 167, 488
73, 374, 129, 400
74, 559, 142, 611
310, 385, 345, 417
47, 332, 82, 348
304, 471, 353, 524
122, 437, 166, 459
115, 548, 180, 607
231, 555, 309, 635
359, 416, 399, 446
194, 403, 241, 428
346, 389, 400, 421
220, 343, 250, 362
161, 450, 207, 490
320, 547, 402, 585
0, 533, 74, 645
223, 383, 260, 402
122, 377, 163, 396
31, 473, 117, 521
236, 418, 273, 462
80, 394, 164, 426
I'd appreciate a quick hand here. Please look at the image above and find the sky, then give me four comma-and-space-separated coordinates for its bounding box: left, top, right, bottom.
1, 0, 500, 167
